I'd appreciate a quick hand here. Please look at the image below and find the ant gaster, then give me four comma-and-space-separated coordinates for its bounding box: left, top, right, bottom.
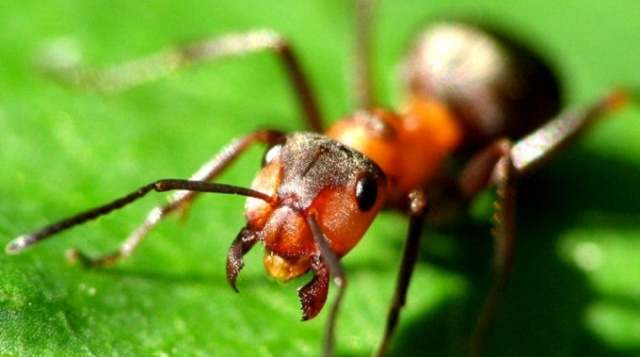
6, 1, 634, 356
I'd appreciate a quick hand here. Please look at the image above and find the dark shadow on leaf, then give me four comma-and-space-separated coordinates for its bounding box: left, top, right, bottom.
379, 146, 640, 357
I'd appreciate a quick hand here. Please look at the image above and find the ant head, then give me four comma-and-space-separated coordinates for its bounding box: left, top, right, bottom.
244, 133, 387, 281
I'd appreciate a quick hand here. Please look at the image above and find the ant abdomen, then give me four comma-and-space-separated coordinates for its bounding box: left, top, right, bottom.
403, 21, 562, 149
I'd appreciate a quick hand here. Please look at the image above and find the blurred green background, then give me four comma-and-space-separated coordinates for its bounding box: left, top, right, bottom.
1, 0, 639, 356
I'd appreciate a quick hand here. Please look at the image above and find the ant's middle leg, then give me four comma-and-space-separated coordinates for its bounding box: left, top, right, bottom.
70, 129, 283, 267
38, 30, 324, 132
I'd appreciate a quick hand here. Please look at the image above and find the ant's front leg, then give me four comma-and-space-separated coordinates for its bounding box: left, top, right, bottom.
38, 30, 323, 132
372, 189, 428, 357
70, 129, 283, 267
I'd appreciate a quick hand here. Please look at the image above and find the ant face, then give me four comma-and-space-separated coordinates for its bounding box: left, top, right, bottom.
247, 133, 386, 268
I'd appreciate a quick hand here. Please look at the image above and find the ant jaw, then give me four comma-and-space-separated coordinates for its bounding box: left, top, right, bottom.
226, 227, 260, 293
298, 255, 330, 321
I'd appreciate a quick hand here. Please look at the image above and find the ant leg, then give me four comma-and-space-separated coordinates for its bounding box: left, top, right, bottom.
460, 88, 635, 355
462, 89, 634, 199
39, 30, 323, 132
67, 129, 281, 267
306, 214, 347, 357
353, 0, 376, 108
511, 88, 633, 176
458, 140, 516, 357
372, 189, 428, 357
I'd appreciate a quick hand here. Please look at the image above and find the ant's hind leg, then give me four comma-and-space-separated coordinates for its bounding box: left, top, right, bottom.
459, 88, 636, 356
458, 140, 517, 357
38, 30, 323, 132
511, 88, 634, 176
70, 129, 283, 267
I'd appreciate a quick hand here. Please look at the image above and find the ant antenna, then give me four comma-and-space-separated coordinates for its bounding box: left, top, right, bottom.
6, 179, 272, 254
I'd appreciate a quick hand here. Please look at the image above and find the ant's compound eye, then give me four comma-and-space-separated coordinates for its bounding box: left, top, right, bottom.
262, 143, 283, 167
355, 173, 378, 211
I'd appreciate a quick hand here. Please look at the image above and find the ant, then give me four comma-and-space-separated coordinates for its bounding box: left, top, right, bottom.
5, 1, 637, 356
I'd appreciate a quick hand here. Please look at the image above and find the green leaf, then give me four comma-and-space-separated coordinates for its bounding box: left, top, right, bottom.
1, 0, 639, 356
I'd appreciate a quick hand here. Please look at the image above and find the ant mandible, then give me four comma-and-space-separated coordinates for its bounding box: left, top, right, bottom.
6, 1, 635, 356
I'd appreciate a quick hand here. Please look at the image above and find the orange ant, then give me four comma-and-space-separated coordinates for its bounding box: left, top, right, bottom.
5, 1, 636, 356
